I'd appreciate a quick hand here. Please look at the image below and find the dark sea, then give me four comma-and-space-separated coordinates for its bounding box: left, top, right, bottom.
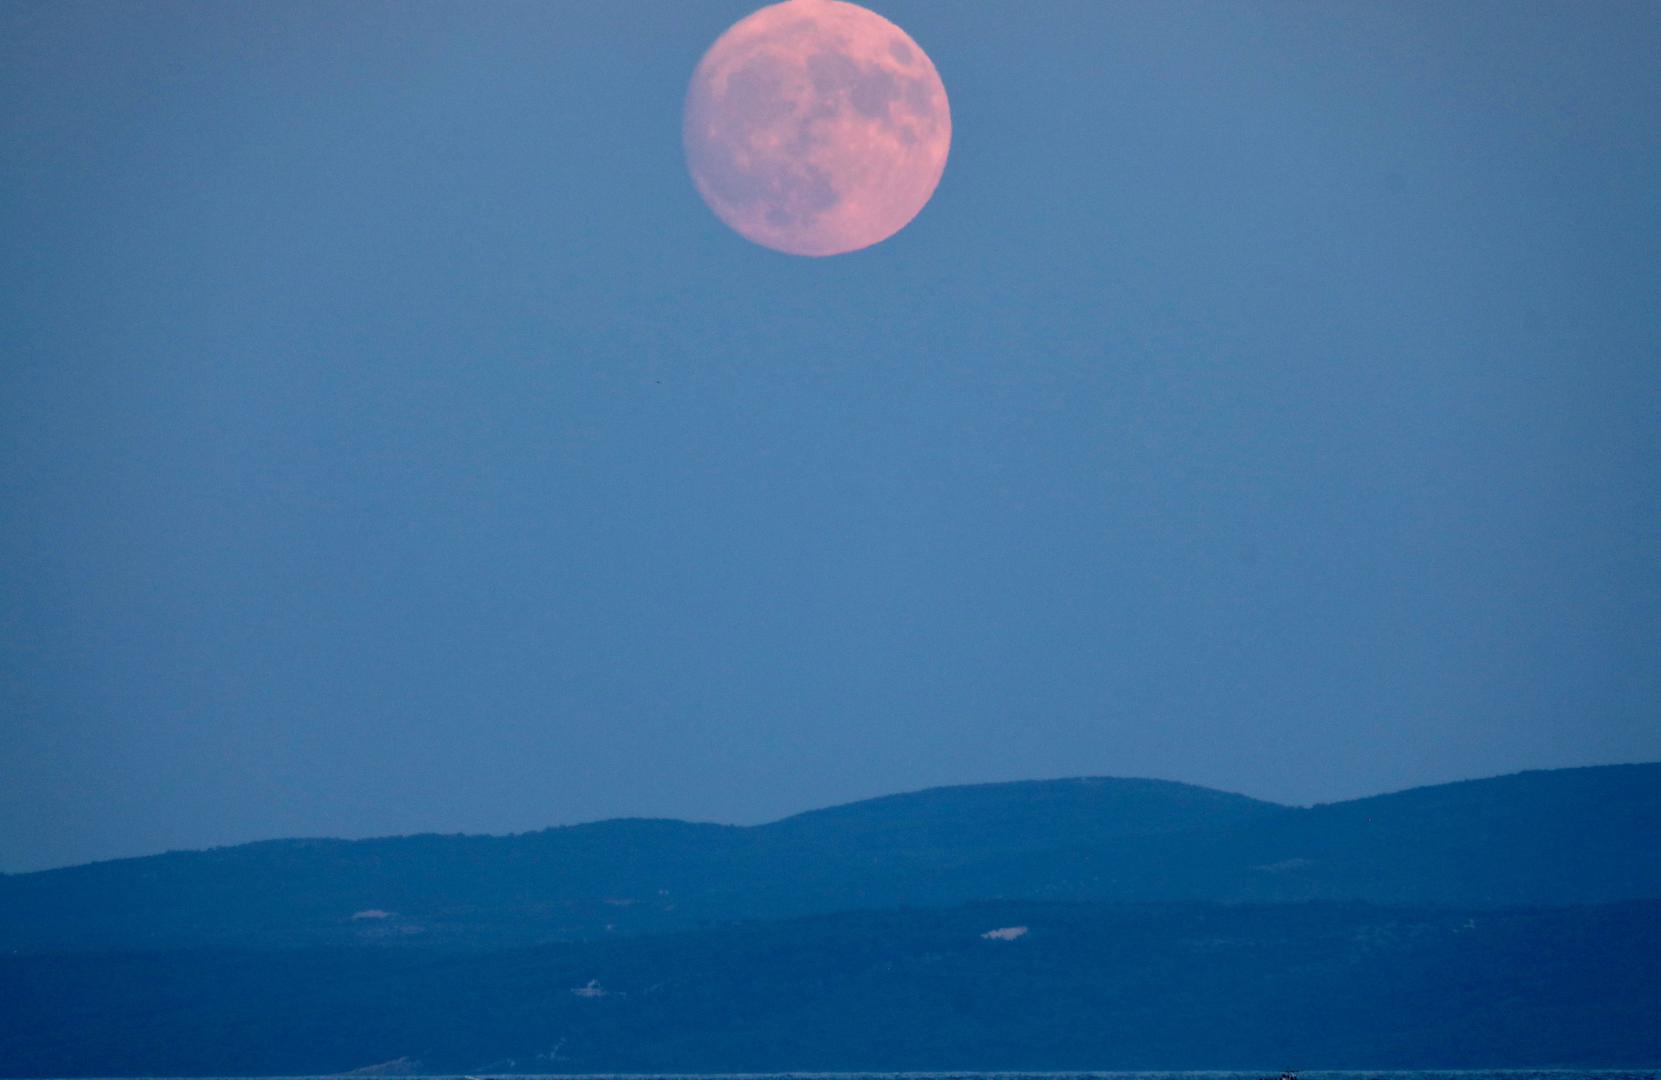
161, 1072, 1661, 1076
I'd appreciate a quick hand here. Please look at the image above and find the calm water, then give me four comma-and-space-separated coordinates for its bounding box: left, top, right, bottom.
57, 1072, 1659, 1080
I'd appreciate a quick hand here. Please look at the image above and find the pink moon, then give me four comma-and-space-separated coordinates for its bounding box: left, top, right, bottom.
682, 0, 951, 257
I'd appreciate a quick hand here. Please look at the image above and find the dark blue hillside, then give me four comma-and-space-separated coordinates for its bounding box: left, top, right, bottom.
0, 764, 1655, 952
1219, 762, 1661, 904
3, 898, 1658, 1075
0, 775, 1282, 950
764, 775, 1283, 851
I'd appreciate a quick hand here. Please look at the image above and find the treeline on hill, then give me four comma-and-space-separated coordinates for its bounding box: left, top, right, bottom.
2, 763, 1658, 952
1, 763, 1659, 1074
2, 899, 1659, 1075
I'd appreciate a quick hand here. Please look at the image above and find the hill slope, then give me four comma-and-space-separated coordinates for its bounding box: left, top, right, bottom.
1204, 762, 1661, 904
3, 898, 1658, 1075
0, 776, 1282, 951
1, 764, 1657, 951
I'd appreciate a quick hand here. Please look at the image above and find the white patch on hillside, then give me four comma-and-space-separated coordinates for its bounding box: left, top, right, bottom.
1251, 857, 1312, 873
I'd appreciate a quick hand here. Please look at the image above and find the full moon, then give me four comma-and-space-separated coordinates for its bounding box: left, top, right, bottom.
683, 0, 951, 257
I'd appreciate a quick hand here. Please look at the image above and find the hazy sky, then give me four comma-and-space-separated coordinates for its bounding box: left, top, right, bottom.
3, 1, 1658, 873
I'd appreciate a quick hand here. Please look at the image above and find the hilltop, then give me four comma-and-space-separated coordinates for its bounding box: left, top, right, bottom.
2, 763, 1656, 951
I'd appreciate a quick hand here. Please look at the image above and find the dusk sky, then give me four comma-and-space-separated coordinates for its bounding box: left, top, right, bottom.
3, 0, 1658, 873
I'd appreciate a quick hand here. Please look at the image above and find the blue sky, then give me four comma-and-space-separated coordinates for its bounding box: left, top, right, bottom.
3, 0, 1658, 872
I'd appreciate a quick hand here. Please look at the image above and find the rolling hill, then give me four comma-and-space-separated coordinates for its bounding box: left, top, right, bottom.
1, 763, 1656, 952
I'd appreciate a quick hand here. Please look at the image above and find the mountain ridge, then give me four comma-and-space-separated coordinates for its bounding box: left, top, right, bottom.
15, 764, 1647, 874
1, 763, 1656, 952
6, 773, 1284, 875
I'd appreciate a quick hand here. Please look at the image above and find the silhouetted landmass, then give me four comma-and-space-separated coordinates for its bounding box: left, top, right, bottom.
1, 764, 1656, 951
2, 899, 1657, 1075
2, 765, 1658, 1074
